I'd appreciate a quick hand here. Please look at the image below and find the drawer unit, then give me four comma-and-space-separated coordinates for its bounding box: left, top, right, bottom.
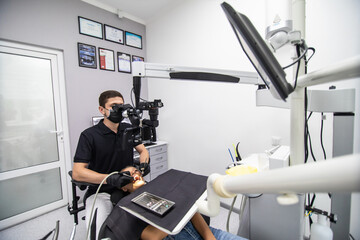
150, 152, 167, 165
149, 144, 167, 156
148, 143, 168, 180
151, 161, 168, 175
133, 142, 168, 181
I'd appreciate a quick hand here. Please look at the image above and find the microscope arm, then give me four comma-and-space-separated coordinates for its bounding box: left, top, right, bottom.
132, 61, 260, 84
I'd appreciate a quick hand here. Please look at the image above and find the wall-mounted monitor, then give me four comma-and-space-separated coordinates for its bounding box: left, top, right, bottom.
221, 2, 293, 101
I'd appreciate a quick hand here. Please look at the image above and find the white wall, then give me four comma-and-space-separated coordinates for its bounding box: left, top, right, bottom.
146, 0, 360, 238
146, 0, 291, 176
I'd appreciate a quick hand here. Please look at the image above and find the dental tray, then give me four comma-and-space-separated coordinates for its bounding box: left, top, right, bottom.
131, 192, 175, 216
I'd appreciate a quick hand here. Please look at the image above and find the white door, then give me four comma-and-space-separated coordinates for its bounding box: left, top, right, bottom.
0, 41, 71, 230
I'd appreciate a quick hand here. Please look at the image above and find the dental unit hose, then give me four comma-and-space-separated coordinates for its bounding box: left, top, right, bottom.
85, 171, 119, 240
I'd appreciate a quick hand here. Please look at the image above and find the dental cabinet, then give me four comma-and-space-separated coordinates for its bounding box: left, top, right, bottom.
134, 141, 168, 182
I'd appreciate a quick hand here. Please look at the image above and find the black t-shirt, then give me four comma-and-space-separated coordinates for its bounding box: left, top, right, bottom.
74, 119, 140, 197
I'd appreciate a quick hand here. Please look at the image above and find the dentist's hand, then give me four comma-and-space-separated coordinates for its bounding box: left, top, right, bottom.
139, 162, 150, 176
106, 171, 133, 188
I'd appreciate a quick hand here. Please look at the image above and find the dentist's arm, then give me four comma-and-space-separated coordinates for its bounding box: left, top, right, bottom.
72, 162, 108, 184
135, 144, 150, 176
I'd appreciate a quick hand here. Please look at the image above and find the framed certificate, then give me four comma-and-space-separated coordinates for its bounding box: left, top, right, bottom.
104, 24, 124, 44
99, 48, 115, 71
78, 17, 103, 39
117, 52, 131, 73
125, 31, 142, 49
132, 55, 144, 62
78, 43, 97, 68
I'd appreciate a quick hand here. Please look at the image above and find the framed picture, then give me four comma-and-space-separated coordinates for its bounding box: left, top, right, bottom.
132, 55, 144, 62
78, 16, 103, 39
125, 31, 142, 49
78, 42, 97, 68
99, 48, 115, 71
104, 24, 124, 44
117, 52, 131, 73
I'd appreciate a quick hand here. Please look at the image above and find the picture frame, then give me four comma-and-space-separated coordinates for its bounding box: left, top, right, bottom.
132, 55, 144, 62
78, 16, 103, 39
104, 24, 124, 44
125, 31, 142, 49
78, 42, 97, 69
99, 48, 115, 71
117, 52, 132, 73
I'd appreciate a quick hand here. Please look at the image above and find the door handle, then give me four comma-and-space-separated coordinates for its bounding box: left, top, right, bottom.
49, 130, 64, 142
49, 130, 63, 135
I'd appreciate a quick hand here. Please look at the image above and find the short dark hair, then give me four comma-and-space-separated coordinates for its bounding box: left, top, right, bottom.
99, 90, 124, 107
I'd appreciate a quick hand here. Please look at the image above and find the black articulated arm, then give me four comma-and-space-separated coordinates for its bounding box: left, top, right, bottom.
133, 76, 142, 108
170, 72, 240, 83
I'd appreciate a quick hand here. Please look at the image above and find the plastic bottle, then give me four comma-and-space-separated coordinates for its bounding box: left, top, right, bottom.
310, 214, 333, 240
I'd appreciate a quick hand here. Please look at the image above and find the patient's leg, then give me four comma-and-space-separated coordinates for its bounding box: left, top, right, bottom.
141, 225, 168, 240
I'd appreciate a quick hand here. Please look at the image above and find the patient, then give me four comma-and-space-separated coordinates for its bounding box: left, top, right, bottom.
119, 166, 247, 240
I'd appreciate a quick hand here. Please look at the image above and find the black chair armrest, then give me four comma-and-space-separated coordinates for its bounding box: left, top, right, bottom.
68, 171, 96, 191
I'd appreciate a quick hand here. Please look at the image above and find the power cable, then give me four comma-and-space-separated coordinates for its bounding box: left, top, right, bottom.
282, 41, 308, 70
226, 196, 237, 232
292, 44, 302, 89
306, 112, 317, 163
320, 112, 327, 160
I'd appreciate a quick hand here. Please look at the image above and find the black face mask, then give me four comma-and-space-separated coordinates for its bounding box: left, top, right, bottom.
106, 104, 124, 123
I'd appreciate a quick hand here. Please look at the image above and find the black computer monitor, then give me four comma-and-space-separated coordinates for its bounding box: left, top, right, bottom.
221, 2, 293, 101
